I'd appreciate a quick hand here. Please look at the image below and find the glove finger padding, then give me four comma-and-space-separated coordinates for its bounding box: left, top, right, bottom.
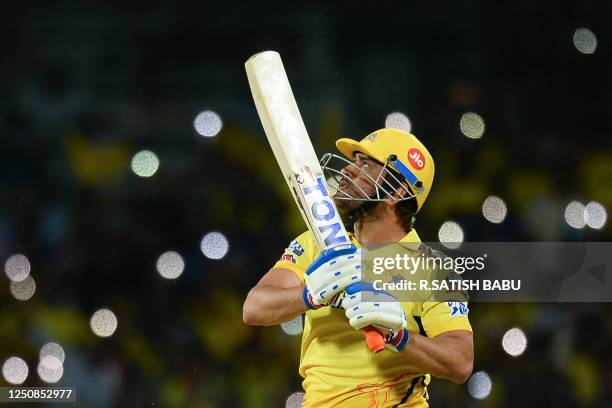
343, 282, 407, 333
347, 309, 407, 332
342, 287, 398, 309
306, 255, 361, 295
305, 245, 362, 306
314, 274, 361, 305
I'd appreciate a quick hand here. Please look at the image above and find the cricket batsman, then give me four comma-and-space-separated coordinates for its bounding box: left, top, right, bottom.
243, 128, 474, 407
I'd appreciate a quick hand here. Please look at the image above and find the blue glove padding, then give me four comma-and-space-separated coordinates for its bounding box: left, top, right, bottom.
303, 244, 361, 309
343, 282, 408, 335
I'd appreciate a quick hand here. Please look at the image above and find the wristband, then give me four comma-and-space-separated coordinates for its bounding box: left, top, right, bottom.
303, 287, 320, 310
386, 329, 410, 351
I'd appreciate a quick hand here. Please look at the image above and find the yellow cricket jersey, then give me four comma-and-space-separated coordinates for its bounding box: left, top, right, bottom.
273, 229, 472, 408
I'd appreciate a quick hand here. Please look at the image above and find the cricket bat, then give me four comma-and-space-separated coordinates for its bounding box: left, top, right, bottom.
245, 51, 385, 353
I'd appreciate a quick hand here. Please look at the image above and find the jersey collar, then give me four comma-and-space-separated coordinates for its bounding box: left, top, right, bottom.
349, 228, 421, 249
400, 229, 421, 244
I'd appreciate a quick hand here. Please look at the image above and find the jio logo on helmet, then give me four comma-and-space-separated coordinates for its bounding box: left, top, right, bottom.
407, 148, 425, 170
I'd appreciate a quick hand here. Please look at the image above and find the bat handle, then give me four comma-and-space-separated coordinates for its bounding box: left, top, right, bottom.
364, 326, 385, 353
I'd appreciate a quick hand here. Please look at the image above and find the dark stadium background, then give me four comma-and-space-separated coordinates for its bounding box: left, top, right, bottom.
1, 1, 611, 407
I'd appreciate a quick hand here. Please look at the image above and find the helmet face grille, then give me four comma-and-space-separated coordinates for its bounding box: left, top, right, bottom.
319, 153, 421, 203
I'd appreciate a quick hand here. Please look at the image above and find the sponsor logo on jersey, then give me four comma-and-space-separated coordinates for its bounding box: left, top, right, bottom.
407, 148, 425, 170
288, 240, 304, 256
447, 301, 469, 317
281, 254, 296, 263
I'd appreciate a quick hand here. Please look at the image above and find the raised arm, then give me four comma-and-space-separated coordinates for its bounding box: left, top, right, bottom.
242, 267, 307, 326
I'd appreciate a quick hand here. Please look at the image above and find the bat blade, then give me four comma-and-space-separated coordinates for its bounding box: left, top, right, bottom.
245, 51, 385, 353
245, 51, 349, 250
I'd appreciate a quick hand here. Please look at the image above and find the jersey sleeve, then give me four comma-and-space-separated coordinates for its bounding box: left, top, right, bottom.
419, 301, 472, 338
414, 244, 473, 337
272, 231, 318, 282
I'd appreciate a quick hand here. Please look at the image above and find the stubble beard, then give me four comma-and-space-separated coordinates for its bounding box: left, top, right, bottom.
333, 194, 362, 214
332, 180, 378, 214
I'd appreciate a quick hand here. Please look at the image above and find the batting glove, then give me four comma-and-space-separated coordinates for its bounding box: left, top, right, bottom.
342, 282, 409, 351
303, 244, 361, 309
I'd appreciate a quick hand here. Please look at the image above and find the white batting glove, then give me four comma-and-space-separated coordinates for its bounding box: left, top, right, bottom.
303, 244, 361, 309
342, 282, 409, 351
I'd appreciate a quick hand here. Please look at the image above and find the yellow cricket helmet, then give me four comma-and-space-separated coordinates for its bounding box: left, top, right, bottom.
336, 128, 435, 212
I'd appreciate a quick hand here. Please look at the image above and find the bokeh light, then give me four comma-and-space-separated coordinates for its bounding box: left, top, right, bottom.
467, 371, 492, 399
90, 308, 118, 337
482, 195, 507, 224
2, 357, 29, 385
156, 251, 185, 279
285, 392, 305, 408
573, 28, 597, 54
564, 201, 586, 229
438, 221, 464, 249
281, 316, 303, 336
194, 110, 223, 137
584, 201, 607, 229
37, 355, 64, 383
502, 327, 528, 357
10, 275, 36, 301
200, 232, 229, 260
131, 150, 159, 178
4, 253, 31, 282
40, 342, 66, 364
459, 112, 485, 139
384, 112, 412, 133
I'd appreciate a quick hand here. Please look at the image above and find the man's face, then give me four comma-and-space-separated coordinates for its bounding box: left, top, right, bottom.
333, 152, 385, 213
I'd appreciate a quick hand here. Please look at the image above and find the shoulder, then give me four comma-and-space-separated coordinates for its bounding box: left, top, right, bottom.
287, 230, 318, 255
418, 242, 449, 261
272, 231, 320, 281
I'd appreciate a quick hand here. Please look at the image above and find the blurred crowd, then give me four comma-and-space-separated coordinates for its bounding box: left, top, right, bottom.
1, 2, 611, 407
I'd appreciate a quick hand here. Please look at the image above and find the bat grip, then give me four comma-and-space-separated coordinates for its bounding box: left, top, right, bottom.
364, 325, 385, 353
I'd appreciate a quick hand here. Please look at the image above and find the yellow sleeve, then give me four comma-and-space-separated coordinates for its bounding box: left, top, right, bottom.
271, 231, 319, 283
420, 301, 472, 338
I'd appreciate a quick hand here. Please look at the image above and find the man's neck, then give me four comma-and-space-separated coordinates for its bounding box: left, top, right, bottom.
353, 205, 407, 249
